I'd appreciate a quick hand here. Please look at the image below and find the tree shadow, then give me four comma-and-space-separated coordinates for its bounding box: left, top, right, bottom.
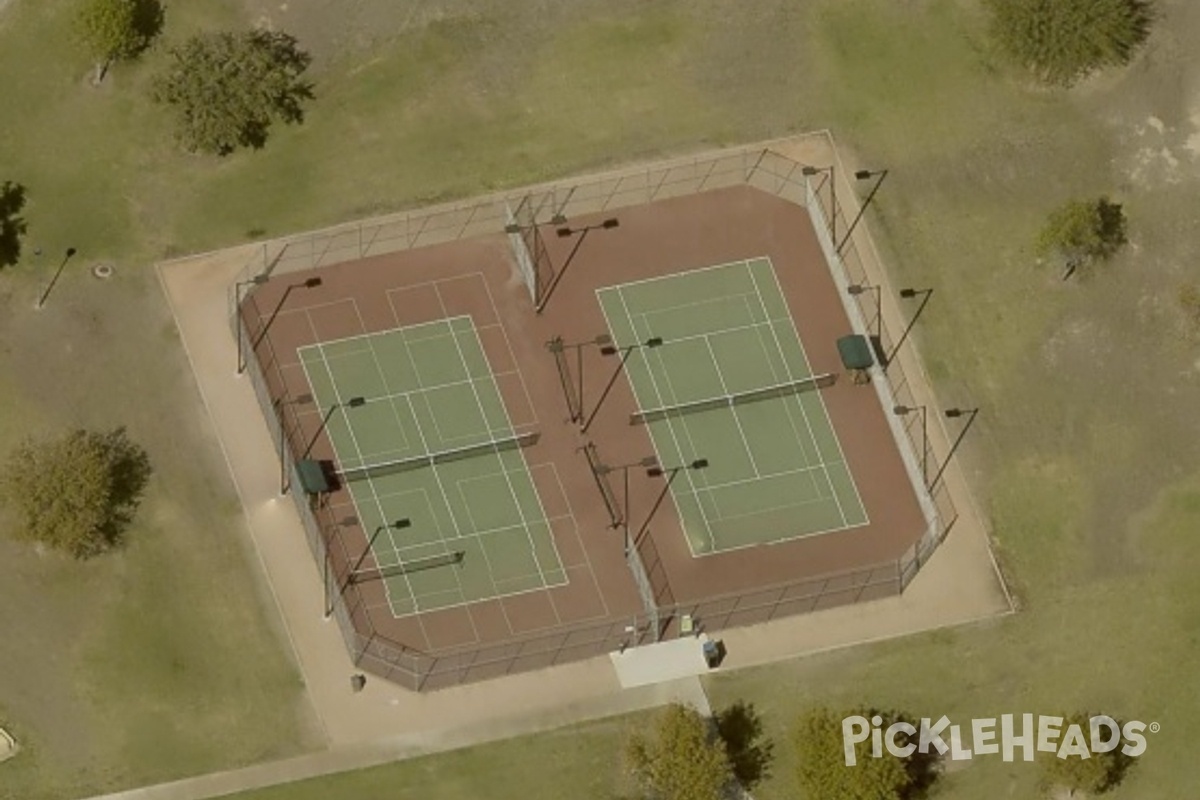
715, 701, 775, 789
132, 0, 166, 55
1095, 716, 1138, 792
93, 427, 153, 557
0, 181, 28, 268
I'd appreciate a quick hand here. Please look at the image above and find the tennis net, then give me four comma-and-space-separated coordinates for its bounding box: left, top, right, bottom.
339, 431, 539, 482
630, 373, 836, 424
350, 551, 465, 584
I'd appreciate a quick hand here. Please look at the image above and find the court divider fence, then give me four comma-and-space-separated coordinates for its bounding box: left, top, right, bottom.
230, 136, 958, 691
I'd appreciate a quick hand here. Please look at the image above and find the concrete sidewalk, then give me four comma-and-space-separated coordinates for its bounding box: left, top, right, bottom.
85, 676, 712, 800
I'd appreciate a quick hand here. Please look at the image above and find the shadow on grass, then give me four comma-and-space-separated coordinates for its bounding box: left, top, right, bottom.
715, 701, 775, 789
0, 181, 28, 268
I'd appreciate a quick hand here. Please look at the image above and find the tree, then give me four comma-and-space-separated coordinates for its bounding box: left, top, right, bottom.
1040, 713, 1135, 796
0, 181, 27, 268
985, 0, 1154, 87
795, 708, 934, 800
74, 0, 164, 85
626, 703, 733, 800
1035, 196, 1128, 280
0, 428, 152, 559
151, 30, 314, 156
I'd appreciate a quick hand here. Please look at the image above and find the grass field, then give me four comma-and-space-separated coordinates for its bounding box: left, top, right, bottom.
2, 0, 1199, 797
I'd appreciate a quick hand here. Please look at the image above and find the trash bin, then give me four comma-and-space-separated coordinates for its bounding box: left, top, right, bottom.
703, 639, 723, 669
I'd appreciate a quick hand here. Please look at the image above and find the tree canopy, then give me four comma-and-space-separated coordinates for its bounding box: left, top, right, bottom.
74, 0, 164, 84
1040, 713, 1135, 795
985, 0, 1154, 87
626, 703, 733, 800
0, 181, 27, 269
1035, 196, 1128, 279
0, 428, 152, 559
795, 708, 932, 800
151, 29, 314, 155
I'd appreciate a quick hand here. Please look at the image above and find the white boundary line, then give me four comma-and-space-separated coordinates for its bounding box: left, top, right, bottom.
744, 259, 849, 528
756, 256, 870, 525
434, 284, 561, 617
599, 258, 871, 555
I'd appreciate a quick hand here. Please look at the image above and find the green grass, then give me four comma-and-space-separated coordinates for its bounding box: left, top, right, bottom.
228, 714, 644, 800
2, 0, 1200, 797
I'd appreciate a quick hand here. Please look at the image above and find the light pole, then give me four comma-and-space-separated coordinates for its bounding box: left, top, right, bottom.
235, 274, 270, 374
302, 396, 366, 459
893, 404, 928, 487
802, 165, 836, 248
243, 277, 323, 374
327, 518, 411, 618
34, 247, 78, 310
929, 407, 980, 492
635, 458, 709, 547
534, 218, 619, 314
838, 168, 888, 255
885, 287, 934, 369
847, 283, 882, 343
546, 333, 613, 423
582, 336, 664, 433
595, 455, 658, 554
274, 392, 314, 494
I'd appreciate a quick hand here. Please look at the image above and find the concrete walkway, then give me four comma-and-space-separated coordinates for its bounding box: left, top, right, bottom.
146, 131, 1013, 800
86, 676, 711, 800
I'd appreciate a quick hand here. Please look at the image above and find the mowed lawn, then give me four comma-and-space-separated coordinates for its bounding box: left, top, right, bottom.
2, 0, 1200, 798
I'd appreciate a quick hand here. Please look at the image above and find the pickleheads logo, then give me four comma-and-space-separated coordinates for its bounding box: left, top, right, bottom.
841, 715, 1157, 766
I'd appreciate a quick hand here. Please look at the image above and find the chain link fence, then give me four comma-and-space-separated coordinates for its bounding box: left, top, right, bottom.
231, 139, 955, 690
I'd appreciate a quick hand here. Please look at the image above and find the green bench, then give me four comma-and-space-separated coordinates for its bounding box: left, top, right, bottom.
296, 459, 331, 495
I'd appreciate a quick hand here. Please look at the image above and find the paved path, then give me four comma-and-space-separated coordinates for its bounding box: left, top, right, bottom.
85, 676, 711, 800
145, 131, 1013, 800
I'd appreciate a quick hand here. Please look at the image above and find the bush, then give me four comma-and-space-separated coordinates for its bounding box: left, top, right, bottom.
1039, 713, 1136, 794
986, 0, 1154, 87
1035, 196, 1128, 279
795, 708, 935, 800
626, 703, 733, 800
1, 428, 152, 558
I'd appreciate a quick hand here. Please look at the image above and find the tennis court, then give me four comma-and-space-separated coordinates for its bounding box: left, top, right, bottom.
597, 257, 868, 556
298, 316, 566, 617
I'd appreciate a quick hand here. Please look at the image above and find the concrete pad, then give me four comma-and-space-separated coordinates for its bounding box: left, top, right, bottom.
611, 635, 714, 688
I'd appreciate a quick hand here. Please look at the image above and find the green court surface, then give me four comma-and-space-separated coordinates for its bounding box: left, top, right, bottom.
597, 258, 868, 556
299, 317, 565, 617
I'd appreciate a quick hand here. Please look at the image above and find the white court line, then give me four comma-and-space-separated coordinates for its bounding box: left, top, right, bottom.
595, 256, 753, 293
703, 335, 761, 478
477, 273, 541, 428
535, 461, 610, 623
691, 462, 832, 497
393, 396, 474, 621
305, 311, 465, 351
610, 286, 718, 552
688, 513, 871, 560
435, 285, 559, 620
297, 307, 424, 620
351, 303, 463, 619
756, 257, 869, 526
744, 260, 848, 527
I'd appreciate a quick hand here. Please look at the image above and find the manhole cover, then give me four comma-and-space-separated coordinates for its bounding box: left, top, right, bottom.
92, 263, 114, 280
